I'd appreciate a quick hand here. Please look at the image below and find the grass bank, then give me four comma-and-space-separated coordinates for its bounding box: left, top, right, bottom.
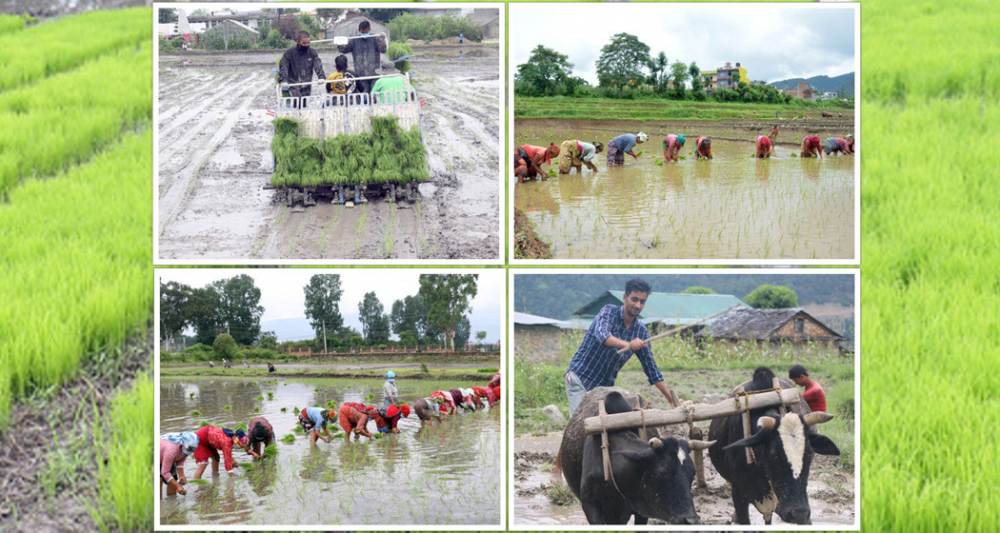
515, 96, 854, 122
160, 365, 499, 382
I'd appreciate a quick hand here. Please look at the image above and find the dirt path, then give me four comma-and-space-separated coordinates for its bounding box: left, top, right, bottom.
157, 48, 499, 260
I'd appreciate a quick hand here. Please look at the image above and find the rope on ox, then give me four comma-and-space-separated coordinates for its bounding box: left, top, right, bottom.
598, 399, 626, 498
735, 382, 789, 465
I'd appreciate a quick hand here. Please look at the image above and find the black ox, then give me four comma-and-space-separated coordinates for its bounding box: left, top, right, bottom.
559, 387, 716, 525
708, 367, 840, 525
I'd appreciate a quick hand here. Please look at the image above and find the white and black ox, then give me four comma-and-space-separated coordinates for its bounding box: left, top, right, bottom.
708, 367, 840, 525
559, 387, 716, 525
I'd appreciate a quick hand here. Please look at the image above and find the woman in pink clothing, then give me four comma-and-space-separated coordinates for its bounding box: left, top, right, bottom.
755, 135, 772, 159
160, 432, 198, 496
662, 134, 685, 162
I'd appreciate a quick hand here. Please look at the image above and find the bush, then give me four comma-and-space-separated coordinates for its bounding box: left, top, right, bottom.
243, 347, 279, 360
213, 334, 239, 359
387, 13, 483, 43
257, 29, 291, 50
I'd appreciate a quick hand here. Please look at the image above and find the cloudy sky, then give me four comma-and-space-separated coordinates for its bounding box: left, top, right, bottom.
511, 4, 855, 86
159, 269, 504, 343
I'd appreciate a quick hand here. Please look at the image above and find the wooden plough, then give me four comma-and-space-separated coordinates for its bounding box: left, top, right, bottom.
588, 385, 802, 484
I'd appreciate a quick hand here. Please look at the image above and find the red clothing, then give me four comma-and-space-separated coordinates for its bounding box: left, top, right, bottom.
805, 136, 821, 149
520, 145, 551, 165
756, 135, 771, 157
246, 416, 274, 454
431, 390, 456, 412
338, 404, 371, 435
696, 136, 711, 158
492, 386, 501, 402
802, 381, 827, 413
193, 425, 236, 472
488, 371, 501, 388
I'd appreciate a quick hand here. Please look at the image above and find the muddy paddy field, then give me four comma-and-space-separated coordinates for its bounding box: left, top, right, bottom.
513, 366, 855, 526
157, 46, 499, 260
514, 118, 855, 260
160, 375, 502, 526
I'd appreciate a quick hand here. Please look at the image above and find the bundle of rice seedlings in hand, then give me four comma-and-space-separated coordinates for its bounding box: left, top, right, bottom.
387, 42, 414, 74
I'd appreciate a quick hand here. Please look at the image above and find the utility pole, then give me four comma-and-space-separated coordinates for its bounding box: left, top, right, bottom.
323, 320, 328, 354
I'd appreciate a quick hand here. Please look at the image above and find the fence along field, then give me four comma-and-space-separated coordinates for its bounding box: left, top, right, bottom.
0, 7, 155, 530
863, 0, 1000, 530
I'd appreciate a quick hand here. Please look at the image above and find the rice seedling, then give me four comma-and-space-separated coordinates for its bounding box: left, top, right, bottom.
189, 392, 195, 398
263, 444, 278, 458
254, 407, 260, 413
267, 391, 274, 400
224, 404, 231, 410
387, 42, 414, 74
280, 407, 287, 412
0, 14, 30, 36
199, 421, 210, 428
0, 8, 150, 92
186, 478, 210, 486
282, 433, 296, 444
256, 395, 264, 401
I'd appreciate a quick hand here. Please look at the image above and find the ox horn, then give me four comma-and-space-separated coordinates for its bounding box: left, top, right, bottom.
757, 416, 776, 431
804, 412, 835, 426
688, 439, 717, 450
648, 438, 664, 449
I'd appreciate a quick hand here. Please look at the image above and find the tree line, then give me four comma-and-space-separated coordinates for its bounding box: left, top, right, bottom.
514, 35, 850, 107
159, 274, 484, 355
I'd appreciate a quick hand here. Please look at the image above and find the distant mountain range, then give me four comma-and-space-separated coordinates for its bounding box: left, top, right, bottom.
769, 72, 854, 96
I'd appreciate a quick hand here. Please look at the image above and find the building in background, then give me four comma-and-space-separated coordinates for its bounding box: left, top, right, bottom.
694, 307, 847, 355
514, 312, 568, 362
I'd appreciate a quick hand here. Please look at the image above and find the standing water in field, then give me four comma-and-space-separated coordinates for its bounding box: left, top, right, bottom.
515, 127, 855, 260
160, 377, 501, 526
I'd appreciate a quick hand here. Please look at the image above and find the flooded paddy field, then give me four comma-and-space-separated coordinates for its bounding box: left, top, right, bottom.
160, 376, 501, 526
514, 120, 855, 260
157, 45, 499, 260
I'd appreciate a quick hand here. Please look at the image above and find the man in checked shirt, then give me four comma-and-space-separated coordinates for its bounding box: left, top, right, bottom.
564, 277, 680, 417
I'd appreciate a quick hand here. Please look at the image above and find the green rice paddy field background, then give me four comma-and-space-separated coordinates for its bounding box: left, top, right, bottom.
0, 0, 997, 530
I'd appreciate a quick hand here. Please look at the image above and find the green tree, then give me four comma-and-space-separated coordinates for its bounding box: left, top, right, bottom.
213, 275, 264, 346
213, 333, 238, 359
303, 274, 344, 350
390, 294, 423, 338
160, 281, 194, 351
454, 316, 471, 351
745, 285, 799, 309
595, 33, 651, 98
358, 292, 390, 344
315, 8, 344, 28
649, 52, 668, 95
258, 331, 278, 350
158, 8, 177, 24
681, 286, 716, 295
689, 62, 706, 100
476, 331, 488, 346
297, 13, 323, 38
418, 274, 478, 351
190, 286, 222, 346
669, 61, 689, 99
364, 8, 407, 22
515, 45, 574, 97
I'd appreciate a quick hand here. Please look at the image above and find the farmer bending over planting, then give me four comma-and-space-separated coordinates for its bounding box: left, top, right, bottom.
192, 425, 246, 478
607, 132, 647, 165
376, 404, 410, 434
337, 20, 387, 95
242, 417, 274, 459
801, 136, 823, 158
695, 136, 713, 160
431, 389, 458, 416
338, 403, 378, 441
558, 140, 603, 175
299, 407, 336, 446
662, 134, 685, 162
279, 31, 326, 102
514, 143, 560, 183
160, 432, 197, 496
755, 135, 773, 158
823, 136, 853, 156
414, 396, 445, 427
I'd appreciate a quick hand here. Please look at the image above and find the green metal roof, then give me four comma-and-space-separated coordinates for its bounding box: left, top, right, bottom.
573, 291, 749, 326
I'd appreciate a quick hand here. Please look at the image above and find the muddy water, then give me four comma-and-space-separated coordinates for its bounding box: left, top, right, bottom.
513, 433, 854, 526
160, 377, 501, 526
514, 126, 855, 260
157, 45, 499, 260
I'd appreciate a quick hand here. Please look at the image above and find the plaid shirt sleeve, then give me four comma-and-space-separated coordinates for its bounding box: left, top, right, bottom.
634, 323, 664, 385
593, 304, 615, 343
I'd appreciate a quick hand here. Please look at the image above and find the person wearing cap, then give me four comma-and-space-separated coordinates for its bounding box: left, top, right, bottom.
376, 404, 410, 433
243, 416, 274, 459
514, 143, 560, 183
822, 136, 853, 156
755, 135, 773, 159
800, 136, 823, 158
192, 425, 244, 479
789, 364, 827, 413
695, 136, 713, 160
413, 396, 444, 427
662, 134, 685, 162
299, 406, 336, 446
160, 432, 198, 496
383, 371, 400, 407
557, 140, 603, 175
338, 402, 376, 441
606, 132, 647, 165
